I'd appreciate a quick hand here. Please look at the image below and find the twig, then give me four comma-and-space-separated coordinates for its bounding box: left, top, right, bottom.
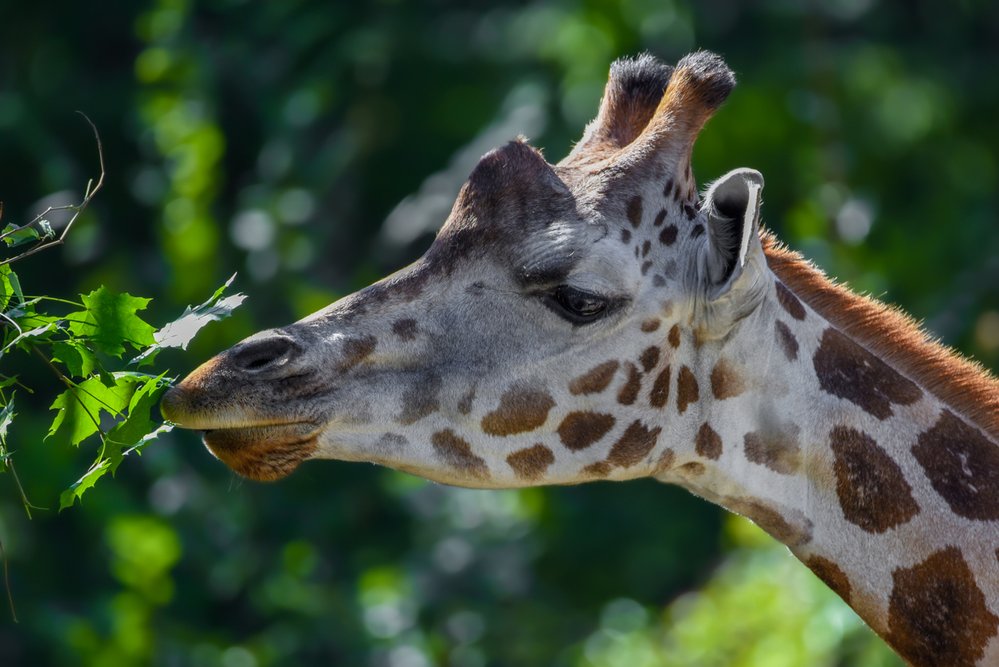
0, 113, 105, 267
0, 536, 16, 623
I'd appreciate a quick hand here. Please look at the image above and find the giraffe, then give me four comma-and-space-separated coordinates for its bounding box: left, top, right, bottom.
160, 51, 999, 666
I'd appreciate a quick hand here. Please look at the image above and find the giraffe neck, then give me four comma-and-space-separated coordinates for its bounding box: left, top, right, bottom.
654, 253, 999, 666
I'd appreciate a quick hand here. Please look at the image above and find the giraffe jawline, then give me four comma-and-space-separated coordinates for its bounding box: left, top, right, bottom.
201, 422, 321, 482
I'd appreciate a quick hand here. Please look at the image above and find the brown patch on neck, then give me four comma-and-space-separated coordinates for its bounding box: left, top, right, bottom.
639, 346, 661, 372
725, 498, 813, 547
829, 425, 920, 533
431, 429, 488, 480
391, 318, 418, 341
676, 366, 699, 413
806, 556, 852, 604
337, 335, 377, 372
912, 409, 999, 521
569, 360, 619, 395
481, 385, 555, 436
557, 412, 616, 451
744, 423, 801, 475
695, 422, 723, 460
397, 374, 441, 425
886, 546, 998, 667
667, 324, 681, 348
506, 444, 555, 481
607, 420, 661, 468
710, 358, 746, 400
617, 363, 642, 405
649, 365, 671, 408
763, 231, 999, 443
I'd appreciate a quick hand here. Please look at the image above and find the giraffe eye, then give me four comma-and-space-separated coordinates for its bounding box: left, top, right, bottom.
544, 285, 610, 324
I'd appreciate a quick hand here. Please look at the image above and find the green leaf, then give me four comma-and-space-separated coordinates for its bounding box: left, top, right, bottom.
134, 274, 246, 365
1, 223, 39, 248
105, 375, 170, 471
0, 265, 15, 311
66, 286, 156, 358
0, 396, 16, 467
2, 321, 60, 358
59, 460, 110, 510
47, 373, 144, 447
59, 421, 173, 510
50, 340, 98, 378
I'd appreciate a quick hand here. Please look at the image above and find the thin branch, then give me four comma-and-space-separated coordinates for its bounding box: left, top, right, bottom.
0, 536, 16, 623
0, 113, 105, 267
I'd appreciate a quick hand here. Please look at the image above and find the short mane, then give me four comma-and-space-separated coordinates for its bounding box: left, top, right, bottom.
762, 230, 999, 443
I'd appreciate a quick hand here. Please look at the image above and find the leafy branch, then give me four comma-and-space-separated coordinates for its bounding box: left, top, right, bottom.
0, 118, 247, 620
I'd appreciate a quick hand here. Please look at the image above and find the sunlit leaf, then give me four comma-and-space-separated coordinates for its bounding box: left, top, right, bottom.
0, 396, 15, 467
0, 265, 15, 311
134, 274, 246, 365
50, 339, 98, 378
47, 373, 145, 447
59, 460, 110, 511
66, 286, 156, 358
105, 374, 171, 471
1, 223, 39, 248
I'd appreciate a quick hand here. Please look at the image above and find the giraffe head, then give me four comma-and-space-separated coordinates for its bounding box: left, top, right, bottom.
161, 51, 770, 486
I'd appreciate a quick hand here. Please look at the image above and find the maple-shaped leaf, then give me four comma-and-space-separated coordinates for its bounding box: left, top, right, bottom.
47, 373, 145, 447
50, 339, 98, 378
66, 286, 156, 358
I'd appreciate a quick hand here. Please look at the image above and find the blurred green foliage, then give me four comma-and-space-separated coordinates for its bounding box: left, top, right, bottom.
0, 0, 996, 665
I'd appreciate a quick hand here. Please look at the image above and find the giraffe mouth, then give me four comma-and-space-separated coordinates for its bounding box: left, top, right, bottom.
201, 422, 321, 482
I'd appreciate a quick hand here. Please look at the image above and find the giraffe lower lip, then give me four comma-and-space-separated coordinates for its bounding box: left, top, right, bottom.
201, 422, 320, 481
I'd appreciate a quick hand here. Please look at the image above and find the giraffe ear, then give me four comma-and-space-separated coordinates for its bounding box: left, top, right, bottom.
701, 168, 764, 298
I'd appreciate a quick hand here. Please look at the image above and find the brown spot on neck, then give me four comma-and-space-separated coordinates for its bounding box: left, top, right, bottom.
774, 320, 799, 361
431, 429, 488, 479
805, 556, 852, 604
649, 365, 671, 408
640, 318, 660, 333
557, 412, 616, 451
506, 444, 555, 481
667, 324, 681, 348
617, 363, 641, 405
569, 360, 619, 395
391, 318, 418, 341
913, 409, 999, 521
481, 385, 555, 436
830, 425, 919, 533
639, 346, 661, 372
695, 423, 722, 460
887, 546, 998, 667
583, 461, 611, 478
659, 224, 678, 246
627, 195, 643, 228
676, 366, 699, 414
775, 281, 806, 320
710, 358, 745, 400
607, 420, 661, 468
813, 327, 923, 420
397, 374, 441, 425
725, 498, 813, 547
337, 335, 377, 372
744, 423, 801, 475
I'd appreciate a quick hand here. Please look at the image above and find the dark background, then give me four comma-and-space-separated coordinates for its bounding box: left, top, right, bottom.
0, 1, 996, 665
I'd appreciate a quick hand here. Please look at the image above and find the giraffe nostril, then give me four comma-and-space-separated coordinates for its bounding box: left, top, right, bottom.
231, 335, 298, 373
